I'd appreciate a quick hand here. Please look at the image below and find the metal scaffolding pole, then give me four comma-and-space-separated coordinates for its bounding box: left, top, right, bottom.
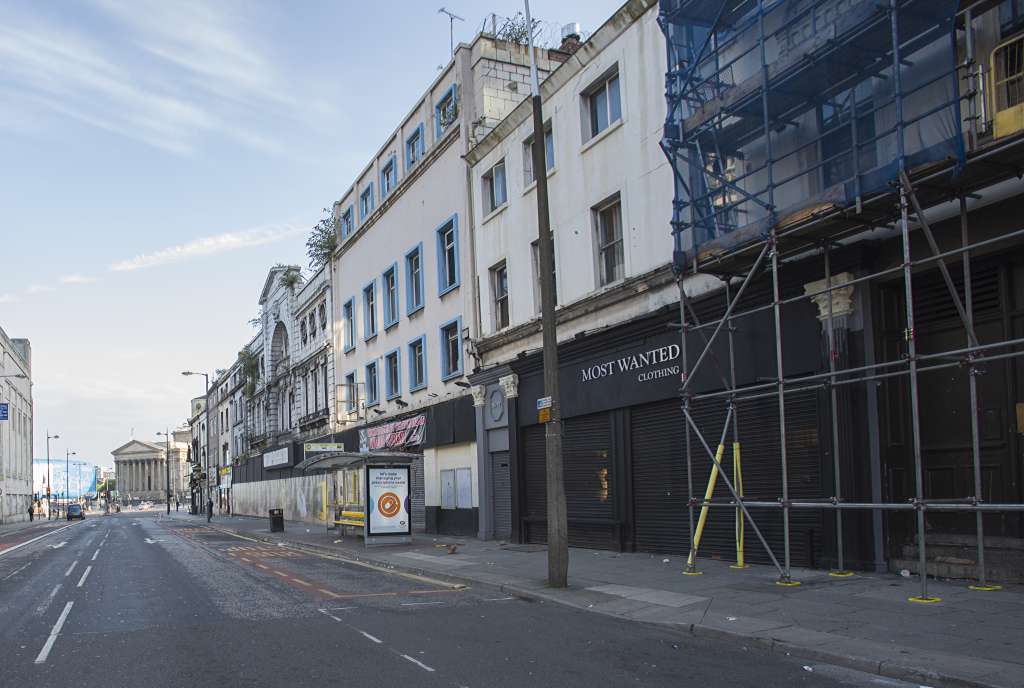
960, 196, 1001, 591
679, 278, 698, 575
770, 231, 795, 585
824, 245, 851, 576
726, 281, 746, 569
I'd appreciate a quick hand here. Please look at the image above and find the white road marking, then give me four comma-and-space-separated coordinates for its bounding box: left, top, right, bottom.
49, 541, 67, 550
401, 654, 435, 672
2, 561, 32, 580
37, 584, 62, 615
483, 596, 516, 601
64, 561, 78, 577
358, 630, 383, 644
143, 538, 162, 544
327, 606, 357, 611
400, 601, 444, 607
34, 601, 74, 664
91, 548, 100, 561
76, 565, 92, 588
0, 523, 79, 558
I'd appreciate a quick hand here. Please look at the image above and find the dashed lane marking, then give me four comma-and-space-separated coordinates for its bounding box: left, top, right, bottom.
76, 565, 92, 588
359, 630, 384, 644
64, 561, 78, 578
91, 548, 100, 561
400, 601, 444, 607
256, 564, 269, 570
36, 584, 62, 616
2, 561, 31, 580
401, 654, 435, 672
483, 596, 516, 602
292, 578, 312, 587
0, 522, 81, 558
34, 601, 73, 664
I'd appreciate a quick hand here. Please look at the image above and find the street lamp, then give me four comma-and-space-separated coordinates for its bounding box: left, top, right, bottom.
46, 432, 59, 519
65, 449, 76, 514
182, 370, 210, 512
156, 430, 172, 515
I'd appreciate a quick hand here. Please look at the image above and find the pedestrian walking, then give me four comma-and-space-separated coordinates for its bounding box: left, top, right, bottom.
28, 502, 34, 522
206, 497, 213, 523
175, 498, 180, 512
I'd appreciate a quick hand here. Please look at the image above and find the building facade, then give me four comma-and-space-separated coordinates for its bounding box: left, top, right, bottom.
0, 326, 32, 524
327, 32, 566, 535
111, 436, 188, 504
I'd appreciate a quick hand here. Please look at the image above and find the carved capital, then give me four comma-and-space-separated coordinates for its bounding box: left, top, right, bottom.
470, 385, 487, 407
499, 373, 519, 399
804, 272, 855, 322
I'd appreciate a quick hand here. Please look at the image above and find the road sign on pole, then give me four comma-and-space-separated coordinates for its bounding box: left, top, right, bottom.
0, 403, 8, 421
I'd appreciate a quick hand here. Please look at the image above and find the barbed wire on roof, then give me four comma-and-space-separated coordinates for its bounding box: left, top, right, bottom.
479, 11, 588, 49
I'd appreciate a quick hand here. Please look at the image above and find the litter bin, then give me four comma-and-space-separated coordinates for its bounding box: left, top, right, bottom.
269, 508, 284, 532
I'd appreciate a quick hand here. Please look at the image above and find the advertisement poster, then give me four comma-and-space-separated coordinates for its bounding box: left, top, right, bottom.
359, 414, 426, 452
366, 465, 410, 536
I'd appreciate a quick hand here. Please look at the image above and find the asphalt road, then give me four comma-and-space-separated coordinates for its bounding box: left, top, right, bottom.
0, 513, 915, 687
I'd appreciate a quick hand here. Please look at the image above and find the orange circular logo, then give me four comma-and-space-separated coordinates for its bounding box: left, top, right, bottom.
377, 492, 402, 518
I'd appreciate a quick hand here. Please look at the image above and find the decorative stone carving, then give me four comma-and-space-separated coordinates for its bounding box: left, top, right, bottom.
471, 385, 487, 407
499, 373, 519, 399
803, 272, 855, 322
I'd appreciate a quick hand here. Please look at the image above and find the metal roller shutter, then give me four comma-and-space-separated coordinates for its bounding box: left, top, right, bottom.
410, 456, 425, 532
491, 452, 512, 540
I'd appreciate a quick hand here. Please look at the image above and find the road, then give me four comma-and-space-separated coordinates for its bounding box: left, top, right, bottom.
0, 513, 913, 687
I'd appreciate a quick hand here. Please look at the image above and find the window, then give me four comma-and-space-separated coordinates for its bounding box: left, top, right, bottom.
311, 369, 319, 412
382, 263, 399, 329
435, 215, 460, 295
359, 183, 375, 222
482, 160, 507, 214
365, 362, 379, 406
304, 375, 310, 414
584, 69, 621, 140
342, 298, 356, 352
408, 335, 427, 391
405, 243, 424, 314
405, 124, 425, 170
523, 124, 555, 184
532, 236, 558, 313
819, 82, 876, 189
318, 303, 327, 332
300, 321, 308, 346
363, 280, 377, 340
344, 371, 357, 412
490, 261, 509, 330
384, 349, 401, 400
439, 317, 462, 380
322, 363, 329, 410
380, 155, 397, 198
594, 197, 624, 285
308, 313, 316, 342
340, 206, 354, 239
1001, 0, 1024, 36
434, 84, 458, 139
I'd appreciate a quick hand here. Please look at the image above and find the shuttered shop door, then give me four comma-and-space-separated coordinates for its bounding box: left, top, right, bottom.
410, 456, 426, 532
491, 452, 512, 540
522, 413, 617, 550
633, 391, 823, 567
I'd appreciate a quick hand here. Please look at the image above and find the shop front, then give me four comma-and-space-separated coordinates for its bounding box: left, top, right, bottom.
507, 301, 835, 567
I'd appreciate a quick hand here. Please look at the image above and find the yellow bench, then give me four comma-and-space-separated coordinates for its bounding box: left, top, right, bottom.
334, 511, 365, 528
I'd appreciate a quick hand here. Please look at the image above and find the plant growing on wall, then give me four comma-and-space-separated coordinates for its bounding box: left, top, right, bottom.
238, 348, 260, 397
306, 208, 339, 270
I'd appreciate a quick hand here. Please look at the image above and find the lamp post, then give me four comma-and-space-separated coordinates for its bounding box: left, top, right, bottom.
182, 371, 210, 514
156, 430, 172, 515
65, 449, 76, 515
46, 432, 59, 519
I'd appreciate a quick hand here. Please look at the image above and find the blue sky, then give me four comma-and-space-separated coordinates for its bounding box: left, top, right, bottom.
0, 0, 624, 466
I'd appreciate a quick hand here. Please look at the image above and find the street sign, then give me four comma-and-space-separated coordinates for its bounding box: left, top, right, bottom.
0, 403, 7, 421
304, 442, 345, 452
536, 396, 552, 410
538, 407, 552, 423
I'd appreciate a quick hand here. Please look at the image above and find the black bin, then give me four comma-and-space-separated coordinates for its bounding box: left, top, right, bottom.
269, 508, 284, 532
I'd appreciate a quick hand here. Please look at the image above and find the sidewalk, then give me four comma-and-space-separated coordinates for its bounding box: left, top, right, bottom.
172, 512, 1023, 688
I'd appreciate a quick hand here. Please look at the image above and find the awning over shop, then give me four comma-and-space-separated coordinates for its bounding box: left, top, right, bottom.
301, 451, 420, 474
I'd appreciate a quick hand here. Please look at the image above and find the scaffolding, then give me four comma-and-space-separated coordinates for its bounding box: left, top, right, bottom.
659, 0, 1024, 601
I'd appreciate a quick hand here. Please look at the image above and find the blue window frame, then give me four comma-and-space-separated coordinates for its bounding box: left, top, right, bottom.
343, 371, 356, 412
362, 279, 377, 341
439, 316, 463, 381
342, 298, 356, 352
405, 123, 425, 171
384, 348, 401, 400
405, 242, 424, 315
340, 205, 354, 239
365, 361, 379, 406
434, 83, 458, 140
382, 262, 399, 329
380, 155, 398, 198
359, 183, 375, 222
435, 214, 460, 296
408, 335, 427, 392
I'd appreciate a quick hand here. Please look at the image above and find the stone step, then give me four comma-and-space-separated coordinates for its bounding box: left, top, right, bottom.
890, 556, 1023, 584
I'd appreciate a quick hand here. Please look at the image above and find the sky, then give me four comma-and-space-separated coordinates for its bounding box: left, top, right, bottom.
0, 0, 624, 467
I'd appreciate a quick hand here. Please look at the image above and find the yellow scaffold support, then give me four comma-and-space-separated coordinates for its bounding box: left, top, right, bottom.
686, 441, 724, 571
730, 442, 748, 569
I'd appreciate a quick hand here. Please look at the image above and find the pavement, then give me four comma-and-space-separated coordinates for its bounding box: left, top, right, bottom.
0, 510, 933, 688
180, 511, 1024, 688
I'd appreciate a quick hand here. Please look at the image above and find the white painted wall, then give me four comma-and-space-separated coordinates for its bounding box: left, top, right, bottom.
231, 473, 328, 525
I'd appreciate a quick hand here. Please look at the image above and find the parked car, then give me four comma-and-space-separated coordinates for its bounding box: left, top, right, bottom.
66, 504, 84, 520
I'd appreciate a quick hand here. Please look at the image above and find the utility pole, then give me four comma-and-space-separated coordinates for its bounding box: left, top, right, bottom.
524, 0, 568, 588
157, 429, 171, 515
65, 449, 75, 515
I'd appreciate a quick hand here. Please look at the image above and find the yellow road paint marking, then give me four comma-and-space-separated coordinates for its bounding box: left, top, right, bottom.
292, 578, 312, 586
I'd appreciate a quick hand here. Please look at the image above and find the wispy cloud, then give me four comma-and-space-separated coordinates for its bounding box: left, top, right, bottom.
60, 274, 98, 285
110, 223, 305, 272
25, 284, 55, 294
0, 294, 19, 304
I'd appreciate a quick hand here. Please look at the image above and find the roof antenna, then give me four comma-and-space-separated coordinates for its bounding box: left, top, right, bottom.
438, 7, 464, 57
